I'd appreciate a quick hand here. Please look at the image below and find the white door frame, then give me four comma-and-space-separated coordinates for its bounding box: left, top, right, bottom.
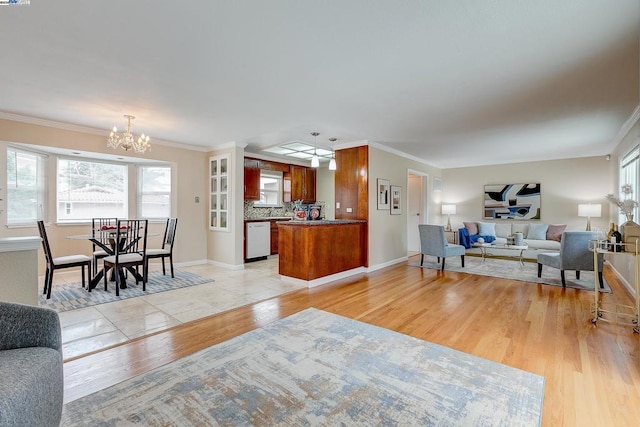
407, 169, 429, 252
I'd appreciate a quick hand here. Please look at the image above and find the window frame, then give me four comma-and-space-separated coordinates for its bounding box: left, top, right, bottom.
6, 147, 48, 226
137, 165, 172, 219
619, 146, 640, 224
253, 170, 283, 208
56, 156, 128, 224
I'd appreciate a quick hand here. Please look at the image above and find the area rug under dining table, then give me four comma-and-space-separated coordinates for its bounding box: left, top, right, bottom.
38, 270, 214, 312
61, 308, 545, 426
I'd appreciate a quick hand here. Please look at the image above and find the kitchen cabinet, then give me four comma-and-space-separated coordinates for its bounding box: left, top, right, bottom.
244, 159, 260, 200
290, 165, 316, 203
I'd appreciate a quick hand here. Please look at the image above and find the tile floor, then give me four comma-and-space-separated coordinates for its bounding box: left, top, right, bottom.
40, 257, 306, 360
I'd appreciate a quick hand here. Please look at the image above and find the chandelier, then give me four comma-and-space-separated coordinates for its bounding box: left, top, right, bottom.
107, 115, 151, 153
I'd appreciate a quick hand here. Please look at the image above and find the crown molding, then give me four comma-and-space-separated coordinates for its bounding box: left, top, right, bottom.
610, 104, 640, 150
0, 111, 209, 152
337, 140, 438, 168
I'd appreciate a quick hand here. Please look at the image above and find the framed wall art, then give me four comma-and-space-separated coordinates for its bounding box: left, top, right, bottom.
483, 183, 541, 220
377, 178, 390, 210
390, 185, 402, 215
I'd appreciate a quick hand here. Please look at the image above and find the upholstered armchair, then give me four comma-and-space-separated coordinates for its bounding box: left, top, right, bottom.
418, 224, 466, 271
0, 302, 63, 426
537, 231, 604, 288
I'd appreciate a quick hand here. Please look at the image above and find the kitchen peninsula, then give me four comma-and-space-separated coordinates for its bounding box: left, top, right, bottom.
278, 219, 367, 283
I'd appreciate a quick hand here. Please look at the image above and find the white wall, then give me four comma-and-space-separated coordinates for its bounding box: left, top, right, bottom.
442, 156, 613, 233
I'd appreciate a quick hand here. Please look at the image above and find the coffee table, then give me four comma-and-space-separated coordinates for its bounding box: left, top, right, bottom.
471, 242, 529, 266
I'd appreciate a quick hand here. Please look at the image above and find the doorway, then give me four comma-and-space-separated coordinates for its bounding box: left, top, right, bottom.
407, 172, 428, 252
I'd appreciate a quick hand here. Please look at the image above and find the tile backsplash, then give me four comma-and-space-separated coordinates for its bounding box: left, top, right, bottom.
244, 201, 326, 219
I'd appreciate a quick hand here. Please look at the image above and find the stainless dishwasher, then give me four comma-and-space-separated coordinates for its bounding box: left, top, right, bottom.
245, 222, 271, 260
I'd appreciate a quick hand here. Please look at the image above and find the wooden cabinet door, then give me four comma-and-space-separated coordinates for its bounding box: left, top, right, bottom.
270, 222, 279, 255
303, 167, 316, 203
244, 159, 260, 200
290, 165, 316, 203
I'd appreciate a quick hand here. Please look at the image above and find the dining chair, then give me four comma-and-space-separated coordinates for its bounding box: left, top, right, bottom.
145, 217, 178, 281
102, 219, 148, 296
91, 217, 118, 272
37, 220, 92, 299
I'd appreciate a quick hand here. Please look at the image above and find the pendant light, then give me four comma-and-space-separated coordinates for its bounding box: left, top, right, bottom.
310, 132, 320, 168
328, 138, 337, 171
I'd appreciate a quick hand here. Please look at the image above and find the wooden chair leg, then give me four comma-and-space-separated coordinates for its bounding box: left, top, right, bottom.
43, 266, 50, 295
104, 265, 110, 291
537, 263, 542, 278
169, 255, 174, 278
561, 270, 566, 287
81, 266, 86, 288
441, 257, 445, 271
420, 254, 424, 266
461, 255, 464, 268
576, 271, 580, 280
161, 258, 166, 276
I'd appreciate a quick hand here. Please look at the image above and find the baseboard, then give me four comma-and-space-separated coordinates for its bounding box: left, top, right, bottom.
206, 259, 245, 270
605, 261, 635, 297
280, 267, 367, 288
173, 259, 208, 268
367, 256, 408, 272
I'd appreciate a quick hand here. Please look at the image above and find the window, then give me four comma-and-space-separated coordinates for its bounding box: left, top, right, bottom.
6, 148, 47, 225
57, 158, 127, 222
138, 165, 171, 218
254, 171, 283, 207
619, 146, 639, 223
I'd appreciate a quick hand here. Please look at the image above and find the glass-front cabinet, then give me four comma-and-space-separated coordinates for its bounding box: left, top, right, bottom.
209, 154, 230, 231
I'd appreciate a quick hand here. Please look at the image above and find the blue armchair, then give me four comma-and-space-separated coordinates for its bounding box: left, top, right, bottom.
537, 231, 604, 288
418, 224, 465, 271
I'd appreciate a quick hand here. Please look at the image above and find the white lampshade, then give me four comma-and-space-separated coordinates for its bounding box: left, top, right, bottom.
578, 203, 601, 218
441, 204, 457, 215
328, 157, 336, 170
310, 154, 319, 168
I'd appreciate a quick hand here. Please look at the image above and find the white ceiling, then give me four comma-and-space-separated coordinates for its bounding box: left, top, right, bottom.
0, 1, 638, 168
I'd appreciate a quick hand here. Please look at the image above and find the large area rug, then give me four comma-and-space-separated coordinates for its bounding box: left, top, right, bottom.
413, 254, 611, 292
61, 308, 545, 426
39, 270, 213, 312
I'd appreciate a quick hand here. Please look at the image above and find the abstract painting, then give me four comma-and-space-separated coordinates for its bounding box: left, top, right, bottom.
484, 183, 541, 220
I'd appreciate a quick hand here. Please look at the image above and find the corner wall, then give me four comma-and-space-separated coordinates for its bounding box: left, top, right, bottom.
367, 146, 442, 269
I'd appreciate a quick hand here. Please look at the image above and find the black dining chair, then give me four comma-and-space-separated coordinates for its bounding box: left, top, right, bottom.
102, 219, 148, 296
145, 217, 178, 281
91, 217, 118, 273
37, 220, 92, 299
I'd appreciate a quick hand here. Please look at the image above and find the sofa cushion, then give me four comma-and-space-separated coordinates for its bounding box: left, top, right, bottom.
528, 223, 549, 240
512, 223, 529, 238
525, 239, 561, 250
463, 222, 478, 235
495, 223, 512, 238
546, 224, 567, 242
478, 222, 496, 237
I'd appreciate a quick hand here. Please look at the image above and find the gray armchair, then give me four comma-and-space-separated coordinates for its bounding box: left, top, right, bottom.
537, 231, 604, 288
0, 302, 63, 426
418, 224, 465, 271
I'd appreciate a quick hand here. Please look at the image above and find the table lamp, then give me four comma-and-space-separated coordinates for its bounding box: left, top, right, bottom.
578, 203, 601, 231
442, 204, 456, 231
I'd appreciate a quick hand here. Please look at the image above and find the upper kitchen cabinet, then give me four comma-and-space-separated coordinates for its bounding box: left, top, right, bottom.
244, 159, 260, 200
290, 165, 316, 203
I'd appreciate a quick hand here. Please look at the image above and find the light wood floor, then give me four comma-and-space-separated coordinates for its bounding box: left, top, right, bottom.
64, 256, 640, 426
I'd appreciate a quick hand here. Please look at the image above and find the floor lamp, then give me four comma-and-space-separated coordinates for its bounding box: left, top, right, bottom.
442, 204, 456, 232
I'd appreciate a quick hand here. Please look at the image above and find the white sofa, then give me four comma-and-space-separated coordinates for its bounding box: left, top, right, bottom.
461, 221, 563, 255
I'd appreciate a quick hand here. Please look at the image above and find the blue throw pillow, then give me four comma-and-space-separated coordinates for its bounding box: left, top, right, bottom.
528, 223, 549, 240
477, 222, 496, 237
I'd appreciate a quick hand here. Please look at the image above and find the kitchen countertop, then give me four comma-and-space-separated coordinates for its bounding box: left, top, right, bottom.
278, 219, 366, 225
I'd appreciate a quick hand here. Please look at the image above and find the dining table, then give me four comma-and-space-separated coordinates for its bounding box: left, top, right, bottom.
67, 228, 154, 291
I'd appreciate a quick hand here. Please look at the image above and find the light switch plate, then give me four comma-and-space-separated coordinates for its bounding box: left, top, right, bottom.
195, 196, 200, 203
346, 207, 353, 213
336, 202, 340, 209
